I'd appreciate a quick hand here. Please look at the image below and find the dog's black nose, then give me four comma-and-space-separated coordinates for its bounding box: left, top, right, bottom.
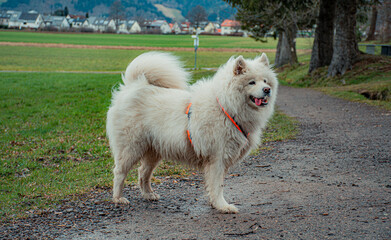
263, 87, 271, 95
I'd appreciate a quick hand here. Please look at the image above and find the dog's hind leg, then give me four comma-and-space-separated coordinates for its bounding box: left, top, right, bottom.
204, 160, 238, 213
138, 150, 161, 201
112, 147, 142, 204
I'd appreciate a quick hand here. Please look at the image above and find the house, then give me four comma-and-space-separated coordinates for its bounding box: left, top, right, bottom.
117, 21, 128, 33
7, 11, 21, 28
43, 16, 70, 30
140, 20, 152, 32
90, 18, 116, 32
87, 16, 97, 27
6, 10, 22, 28
0, 11, 12, 27
66, 14, 90, 29
220, 19, 241, 35
169, 22, 182, 34
10, 11, 44, 29
147, 20, 171, 34
204, 22, 219, 34
118, 20, 141, 34
66, 14, 86, 20
128, 21, 141, 33
68, 17, 89, 29
180, 21, 192, 34
194, 21, 208, 32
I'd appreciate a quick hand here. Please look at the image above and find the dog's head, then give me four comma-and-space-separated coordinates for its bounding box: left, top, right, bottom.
230, 53, 278, 111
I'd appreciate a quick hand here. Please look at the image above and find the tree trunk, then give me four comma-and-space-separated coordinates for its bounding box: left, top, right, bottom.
328, 0, 359, 77
309, 0, 336, 73
275, 32, 286, 67
366, 5, 378, 41
380, 0, 391, 43
275, 23, 298, 68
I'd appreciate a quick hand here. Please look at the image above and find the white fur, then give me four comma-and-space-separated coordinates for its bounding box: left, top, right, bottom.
107, 52, 278, 213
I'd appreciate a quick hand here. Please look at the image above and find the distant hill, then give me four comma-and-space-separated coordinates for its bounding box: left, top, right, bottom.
149, 0, 236, 21
0, 0, 236, 22
154, 4, 185, 23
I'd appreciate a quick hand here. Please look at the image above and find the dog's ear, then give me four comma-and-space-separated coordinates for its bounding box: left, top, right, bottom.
234, 56, 247, 75
259, 53, 269, 67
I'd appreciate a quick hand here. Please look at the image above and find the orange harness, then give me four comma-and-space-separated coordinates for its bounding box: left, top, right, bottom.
186, 102, 193, 145
216, 97, 249, 139
185, 98, 249, 145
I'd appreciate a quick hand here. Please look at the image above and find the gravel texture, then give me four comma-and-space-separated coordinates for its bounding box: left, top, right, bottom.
1, 85, 390, 239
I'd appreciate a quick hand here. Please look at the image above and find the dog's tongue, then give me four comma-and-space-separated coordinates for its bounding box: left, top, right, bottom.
255, 98, 268, 106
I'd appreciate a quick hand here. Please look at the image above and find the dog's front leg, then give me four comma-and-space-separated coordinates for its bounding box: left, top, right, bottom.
204, 160, 238, 213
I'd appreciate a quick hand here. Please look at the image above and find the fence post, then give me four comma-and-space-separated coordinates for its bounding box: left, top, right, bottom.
192, 32, 199, 70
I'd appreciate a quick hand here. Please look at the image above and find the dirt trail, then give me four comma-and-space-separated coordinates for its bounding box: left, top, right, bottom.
1, 86, 390, 239
0, 41, 312, 53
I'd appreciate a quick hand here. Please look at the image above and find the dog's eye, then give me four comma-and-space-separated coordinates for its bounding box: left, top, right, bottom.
249, 81, 256, 85
264, 79, 267, 83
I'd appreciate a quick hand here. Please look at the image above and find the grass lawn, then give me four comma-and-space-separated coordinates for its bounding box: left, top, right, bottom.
0, 45, 313, 73
0, 46, 266, 71
0, 70, 297, 222
0, 30, 314, 50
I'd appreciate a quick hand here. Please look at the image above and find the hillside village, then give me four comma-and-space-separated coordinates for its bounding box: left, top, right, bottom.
0, 10, 245, 36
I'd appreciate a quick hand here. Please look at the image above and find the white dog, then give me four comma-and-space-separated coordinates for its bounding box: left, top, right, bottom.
106, 52, 278, 213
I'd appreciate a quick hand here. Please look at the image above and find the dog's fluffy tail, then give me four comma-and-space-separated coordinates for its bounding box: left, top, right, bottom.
122, 52, 190, 89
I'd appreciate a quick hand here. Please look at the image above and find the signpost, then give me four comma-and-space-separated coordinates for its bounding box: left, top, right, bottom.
191, 32, 199, 70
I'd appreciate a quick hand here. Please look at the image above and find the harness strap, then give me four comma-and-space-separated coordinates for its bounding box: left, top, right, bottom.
186, 102, 192, 115
216, 97, 249, 139
186, 99, 249, 146
186, 103, 193, 145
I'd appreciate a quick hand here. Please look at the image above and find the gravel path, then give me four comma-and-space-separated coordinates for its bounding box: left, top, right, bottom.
1, 86, 390, 239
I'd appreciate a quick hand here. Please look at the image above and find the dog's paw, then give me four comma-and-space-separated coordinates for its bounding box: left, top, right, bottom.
216, 204, 239, 214
113, 197, 130, 204
142, 192, 160, 201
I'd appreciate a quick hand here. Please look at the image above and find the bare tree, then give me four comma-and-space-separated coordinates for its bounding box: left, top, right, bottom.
92, 4, 109, 17
109, 0, 125, 30
187, 5, 208, 30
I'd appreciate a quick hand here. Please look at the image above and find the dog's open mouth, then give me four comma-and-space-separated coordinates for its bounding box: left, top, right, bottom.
250, 95, 268, 106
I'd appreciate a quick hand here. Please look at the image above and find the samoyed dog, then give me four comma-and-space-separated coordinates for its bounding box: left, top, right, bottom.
107, 52, 278, 213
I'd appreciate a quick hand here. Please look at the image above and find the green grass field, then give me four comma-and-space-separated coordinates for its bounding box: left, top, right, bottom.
0, 33, 300, 222
0, 30, 314, 49
0, 45, 313, 72
0, 46, 264, 71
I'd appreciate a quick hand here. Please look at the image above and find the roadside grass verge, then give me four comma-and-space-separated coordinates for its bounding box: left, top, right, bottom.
263, 110, 299, 143
0, 71, 298, 222
278, 54, 391, 111
0, 31, 313, 50
250, 110, 299, 156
